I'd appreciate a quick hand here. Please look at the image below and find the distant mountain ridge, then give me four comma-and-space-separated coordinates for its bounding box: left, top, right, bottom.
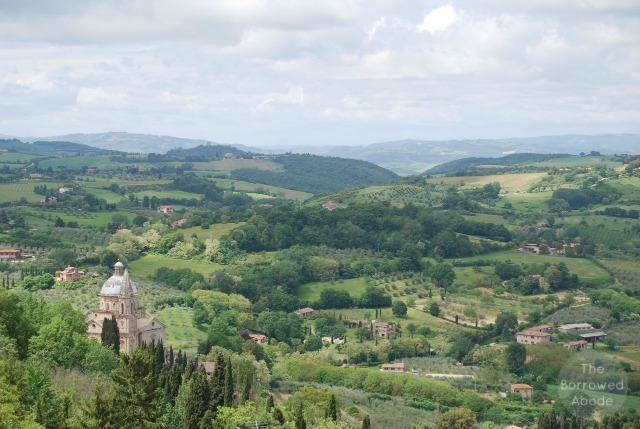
19, 132, 267, 155
7, 132, 640, 175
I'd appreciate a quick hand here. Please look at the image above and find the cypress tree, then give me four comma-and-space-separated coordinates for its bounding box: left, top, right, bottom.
153, 339, 164, 376
223, 357, 233, 407
362, 415, 371, 429
100, 315, 120, 355
211, 352, 226, 409
326, 394, 337, 421
266, 394, 274, 412
184, 368, 211, 429
295, 405, 306, 429
273, 407, 285, 425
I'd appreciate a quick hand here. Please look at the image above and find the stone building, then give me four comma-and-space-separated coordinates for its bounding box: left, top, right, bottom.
86, 262, 166, 353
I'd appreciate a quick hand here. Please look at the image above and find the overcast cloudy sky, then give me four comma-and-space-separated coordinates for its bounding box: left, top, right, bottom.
1, 0, 639, 147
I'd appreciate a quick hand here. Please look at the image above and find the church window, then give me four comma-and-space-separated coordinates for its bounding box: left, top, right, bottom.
121, 303, 124, 313
92, 324, 95, 328
106, 303, 109, 310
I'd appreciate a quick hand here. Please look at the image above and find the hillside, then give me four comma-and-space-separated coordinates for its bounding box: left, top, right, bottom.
423, 153, 571, 176
165, 144, 253, 160
230, 154, 399, 194
0, 139, 123, 156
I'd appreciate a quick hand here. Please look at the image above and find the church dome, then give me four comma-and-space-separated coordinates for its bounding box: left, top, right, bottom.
100, 263, 138, 296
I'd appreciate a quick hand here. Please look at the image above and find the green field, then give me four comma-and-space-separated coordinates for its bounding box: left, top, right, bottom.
212, 178, 312, 201
76, 176, 173, 188
83, 187, 124, 204
154, 306, 206, 353
454, 250, 611, 283
181, 223, 244, 241
0, 181, 64, 203
192, 158, 283, 172
524, 155, 621, 168
38, 156, 117, 170
0, 152, 41, 163
128, 253, 224, 277
499, 190, 554, 211
22, 206, 130, 228
298, 277, 369, 302
133, 189, 203, 200
426, 173, 547, 193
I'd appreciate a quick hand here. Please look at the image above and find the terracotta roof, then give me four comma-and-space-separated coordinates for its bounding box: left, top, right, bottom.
511, 384, 533, 390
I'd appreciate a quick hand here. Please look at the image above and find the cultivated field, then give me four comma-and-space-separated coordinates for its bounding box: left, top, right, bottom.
154, 306, 206, 354
426, 173, 547, 193
192, 158, 283, 172
0, 181, 64, 203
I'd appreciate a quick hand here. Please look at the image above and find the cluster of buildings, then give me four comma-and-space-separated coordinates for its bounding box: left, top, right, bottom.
516, 322, 605, 350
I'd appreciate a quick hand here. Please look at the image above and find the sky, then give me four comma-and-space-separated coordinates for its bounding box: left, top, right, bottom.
0, 0, 639, 148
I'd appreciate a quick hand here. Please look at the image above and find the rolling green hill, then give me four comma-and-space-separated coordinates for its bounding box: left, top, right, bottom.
230, 154, 399, 194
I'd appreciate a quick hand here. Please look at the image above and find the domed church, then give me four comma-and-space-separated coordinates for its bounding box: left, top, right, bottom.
86, 261, 166, 353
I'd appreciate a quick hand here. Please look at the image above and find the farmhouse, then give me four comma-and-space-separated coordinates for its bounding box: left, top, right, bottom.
248, 333, 267, 344
321, 202, 341, 211
558, 323, 593, 333
380, 363, 404, 373
86, 262, 166, 354
56, 266, 84, 282
510, 384, 533, 398
0, 249, 21, 260
521, 244, 540, 254
58, 186, 73, 193
157, 205, 174, 214
294, 307, 315, 317
29, 173, 43, 179
516, 330, 551, 345
372, 322, 396, 338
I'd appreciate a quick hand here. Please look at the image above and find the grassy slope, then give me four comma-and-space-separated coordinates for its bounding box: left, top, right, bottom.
0, 181, 66, 203
154, 306, 206, 353
128, 254, 224, 277
426, 172, 547, 193
454, 249, 611, 283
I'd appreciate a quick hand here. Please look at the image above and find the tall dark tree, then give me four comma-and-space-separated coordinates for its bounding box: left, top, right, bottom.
362, 415, 371, 429
184, 368, 212, 429
295, 405, 306, 429
109, 348, 158, 429
223, 357, 233, 407
100, 315, 120, 355
505, 343, 527, 375
326, 394, 337, 422
273, 407, 285, 425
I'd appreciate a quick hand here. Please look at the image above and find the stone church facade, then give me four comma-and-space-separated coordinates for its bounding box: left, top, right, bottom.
86, 261, 166, 353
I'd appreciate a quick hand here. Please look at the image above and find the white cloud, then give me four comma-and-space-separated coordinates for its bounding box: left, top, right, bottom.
0, 0, 638, 145
417, 4, 458, 34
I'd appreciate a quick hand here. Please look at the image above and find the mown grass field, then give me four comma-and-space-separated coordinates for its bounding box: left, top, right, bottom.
128, 253, 224, 277
525, 155, 620, 168
0, 181, 64, 203
426, 173, 547, 193
181, 223, 244, 241
454, 249, 611, 283
83, 187, 124, 204
23, 206, 130, 228
298, 278, 369, 302
212, 178, 312, 201
37, 156, 117, 170
0, 152, 41, 162
76, 176, 173, 188
153, 306, 206, 353
498, 190, 553, 212
192, 158, 283, 172
133, 189, 203, 200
